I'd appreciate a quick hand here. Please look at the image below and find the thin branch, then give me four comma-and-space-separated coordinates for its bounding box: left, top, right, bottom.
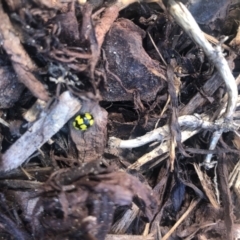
165, 0, 238, 120
109, 97, 240, 171
1, 91, 81, 172
161, 199, 200, 240
203, 129, 223, 169
127, 129, 197, 171
203, 74, 240, 167
105, 234, 154, 240
165, 0, 238, 168
108, 115, 238, 149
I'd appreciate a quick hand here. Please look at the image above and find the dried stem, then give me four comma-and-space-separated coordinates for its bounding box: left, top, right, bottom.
105, 234, 154, 240
165, 0, 238, 168
109, 96, 240, 171
161, 199, 200, 240
166, 0, 238, 119
1, 91, 81, 172
109, 115, 238, 149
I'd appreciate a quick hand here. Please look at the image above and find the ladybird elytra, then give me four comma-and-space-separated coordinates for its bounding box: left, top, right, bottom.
75, 115, 84, 125
73, 113, 94, 131
84, 113, 92, 120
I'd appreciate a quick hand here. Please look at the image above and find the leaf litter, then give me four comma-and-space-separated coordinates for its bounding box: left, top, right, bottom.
0, 0, 240, 239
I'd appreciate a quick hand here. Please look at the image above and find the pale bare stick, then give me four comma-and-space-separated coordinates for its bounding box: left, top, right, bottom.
111, 97, 240, 171
165, 0, 238, 168
127, 129, 197, 171
105, 234, 154, 240
165, 0, 238, 119
204, 74, 240, 167
1, 91, 81, 172
108, 115, 238, 149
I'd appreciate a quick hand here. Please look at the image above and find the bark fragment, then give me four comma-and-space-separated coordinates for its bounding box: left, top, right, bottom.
0, 3, 50, 102
101, 18, 166, 102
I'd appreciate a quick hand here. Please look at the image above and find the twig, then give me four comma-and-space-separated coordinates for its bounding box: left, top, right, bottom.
0, 179, 43, 189
165, 0, 238, 119
0, 118, 9, 128
203, 32, 233, 52
184, 222, 219, 240
127, 129, 197, 171
109, 97, 240, 171
111, 203, 139, 234
147, 32, 167, 66
109, 115, 238, 149
213, 163, 220, 204
165, 0, 238, 168
161, 199, 200, 240
0, 167, 53, 180
1, 91, 81, 172
229, 159, 240, 187
203, 129, 223, 169
105, 234, 154, 240
203, 74, 240, 167
228, 159, 240, 202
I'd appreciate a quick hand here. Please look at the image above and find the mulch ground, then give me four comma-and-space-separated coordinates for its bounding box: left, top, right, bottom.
0, 0, 240, 239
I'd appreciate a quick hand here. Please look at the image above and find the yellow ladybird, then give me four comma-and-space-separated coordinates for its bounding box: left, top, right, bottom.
73, 113, 94, 131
